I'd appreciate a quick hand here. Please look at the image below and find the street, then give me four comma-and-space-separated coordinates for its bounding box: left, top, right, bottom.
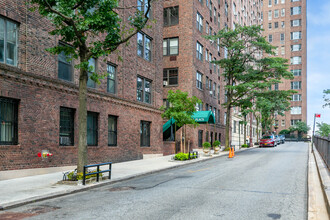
7, 142, 309, 220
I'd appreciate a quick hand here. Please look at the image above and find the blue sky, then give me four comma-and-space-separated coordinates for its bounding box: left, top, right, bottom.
307, 0, 330, 128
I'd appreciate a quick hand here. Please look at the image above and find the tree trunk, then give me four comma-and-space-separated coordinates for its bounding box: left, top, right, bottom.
183, 125, 186, 153
225, 105, 231, 149
180, 128, 183, 153
77, 65, 88, 173
256, 117, 259, 141
249, 113, 253, 147
243, 115, 247, 145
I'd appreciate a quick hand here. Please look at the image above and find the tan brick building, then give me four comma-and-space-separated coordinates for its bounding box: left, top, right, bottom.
0, 0, 164, 170
262, 0, 307, 131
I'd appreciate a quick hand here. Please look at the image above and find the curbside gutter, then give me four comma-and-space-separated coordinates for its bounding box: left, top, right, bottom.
1, 146, 257, 211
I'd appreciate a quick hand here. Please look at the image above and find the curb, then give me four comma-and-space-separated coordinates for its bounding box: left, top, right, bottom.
0, 146, 257, 210
312, 144, 330, 217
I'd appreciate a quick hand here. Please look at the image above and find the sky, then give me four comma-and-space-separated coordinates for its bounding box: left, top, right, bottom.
306, 0, 330, 129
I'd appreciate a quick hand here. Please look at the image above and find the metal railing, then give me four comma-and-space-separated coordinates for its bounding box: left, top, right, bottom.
188, 151, 198, 160
83, 162, 112, 185
314, 136, 330, 169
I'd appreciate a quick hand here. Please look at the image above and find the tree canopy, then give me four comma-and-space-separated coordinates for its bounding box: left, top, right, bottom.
323, 89, 330, 108
316, 122, 330, 137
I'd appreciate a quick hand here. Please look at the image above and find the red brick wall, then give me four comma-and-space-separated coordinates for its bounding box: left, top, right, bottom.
0, 0, 164, 170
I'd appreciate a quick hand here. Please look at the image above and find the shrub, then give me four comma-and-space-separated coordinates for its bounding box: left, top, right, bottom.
213, 140, 221, 147
174, 153, 189, 161
223, 147, 230, 151
202, 142, 211, 149
65, 169, 102, 181
241, 144, 249, 148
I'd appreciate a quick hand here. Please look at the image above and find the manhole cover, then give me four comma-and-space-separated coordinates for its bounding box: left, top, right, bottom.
109, 186, 135, 191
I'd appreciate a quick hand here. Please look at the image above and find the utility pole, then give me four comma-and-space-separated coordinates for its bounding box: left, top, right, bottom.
312, 113, 321, 153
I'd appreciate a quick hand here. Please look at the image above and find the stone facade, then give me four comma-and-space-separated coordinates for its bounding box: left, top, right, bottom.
0, 0, 164, 170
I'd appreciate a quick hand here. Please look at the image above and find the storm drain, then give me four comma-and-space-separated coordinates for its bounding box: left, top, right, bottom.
109, 186, 136, 192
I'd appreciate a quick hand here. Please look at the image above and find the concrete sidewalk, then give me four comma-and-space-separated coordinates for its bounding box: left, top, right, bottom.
0, 148, 246, 210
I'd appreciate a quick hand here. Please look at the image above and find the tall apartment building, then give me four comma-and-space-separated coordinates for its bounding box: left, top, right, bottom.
0, 0, 164, 170
262, 0, 307, 131
162, 0, 262, 149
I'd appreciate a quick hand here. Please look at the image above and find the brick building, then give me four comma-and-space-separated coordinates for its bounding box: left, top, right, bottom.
0, 0, 164, 170
262, 0, 307, 131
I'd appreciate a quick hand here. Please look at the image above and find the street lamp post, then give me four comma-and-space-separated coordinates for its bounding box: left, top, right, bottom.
311, 113, 321, 153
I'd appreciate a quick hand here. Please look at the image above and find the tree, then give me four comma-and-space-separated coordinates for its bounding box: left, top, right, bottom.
205, 25, 293, 148
161, 90, 201, 153
30, 0, 152, 172
289, 121, 310, 137
255, 90, 294, 134
323, 89, 330, 108
316, 122, 330, 137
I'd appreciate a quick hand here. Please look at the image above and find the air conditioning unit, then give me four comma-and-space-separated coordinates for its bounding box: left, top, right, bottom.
163, 81, 168, 86
209, 91, 213, 95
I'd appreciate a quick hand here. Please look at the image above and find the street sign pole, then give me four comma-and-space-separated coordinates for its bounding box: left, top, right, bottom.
312, 113, 321, 153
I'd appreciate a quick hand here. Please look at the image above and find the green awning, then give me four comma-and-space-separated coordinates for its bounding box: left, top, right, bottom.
191, 111, 215, 124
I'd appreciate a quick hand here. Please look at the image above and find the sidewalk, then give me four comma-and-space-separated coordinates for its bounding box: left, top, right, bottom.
0, 148, 246, 210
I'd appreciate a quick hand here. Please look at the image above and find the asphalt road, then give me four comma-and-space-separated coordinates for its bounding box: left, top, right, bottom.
8, 142, 309, 220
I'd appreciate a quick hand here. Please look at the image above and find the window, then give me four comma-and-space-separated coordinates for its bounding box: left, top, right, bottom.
291, 31, 302, 40
274, 0, 279, 4
0, 97, 18, 145
163, 68, 178, 86
275, 47, 278, 56
198, 130, 203, 148
233, 120, 237, 133
280, 33, 285, 41
196, 102, 203, 111
87, 58, 96, 88
281, 0, 285, 3
206, 76, 209, 89
281, 8, 285, 17
213, 82, 216, 97
291, 106, 301, 115
292, 94, 302, 101
268, 0, 272, 7
140, 121, 150, 147
59, 107, 74, 146
138, 0, 150, 18
291, 81, 301, 89
218, 13, 221, 28
274, 10, 279, 18
196, 42, 203, 60
87, 111, 98, 146
108, 115, 117, 146
196, 72, 203, 89
291, 44, 301, 51
291, 0, 300, 2
268, 34, 273, 42
274, 83, 279, 90
281, 46, 285, 55
205, 49, 208, 61
137, 32, 152, 61
217, 109, 220, 123
163, 38, 178, 56
274, 22, 279, 28
268, 23, 272, 29
291, 69, 301, 76
291, 56, 301, 64
281, 21, 285, 28
268, 10, 272, 20
217, 85, 220, 99
107, 64, 116, 94
0, 17, 18, 66
58, 44, 73, 81
291, 19, 301, 27
164, 6, 179, 26
137, 77, 152, 104
291, 6, 301, 15
209, 1, 213, 17
196, 12, 203, 32
205, 22, 209, 34
281, 120, 285, 127
291, 119, 301, 126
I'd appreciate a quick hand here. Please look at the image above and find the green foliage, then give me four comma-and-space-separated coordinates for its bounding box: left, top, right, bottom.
202, 142, 211, 149
66, 169, 103, 181
241, 144, 249, 148
279, 129, 290, 135
161, 90, 201, 127
223, 147, 230, 151
174, 153, 189, 161
289, 121, 310, 134
316, 122, 330, 137
323, 89, 330, 108
213, 140, 221, 147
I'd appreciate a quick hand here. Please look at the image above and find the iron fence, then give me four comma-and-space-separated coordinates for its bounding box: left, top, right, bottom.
313, 136, 330, 169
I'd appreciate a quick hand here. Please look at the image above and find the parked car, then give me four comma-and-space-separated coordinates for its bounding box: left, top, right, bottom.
275, 135, 281, 145
259, 135, 277, 147
279, 135, 285, 144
